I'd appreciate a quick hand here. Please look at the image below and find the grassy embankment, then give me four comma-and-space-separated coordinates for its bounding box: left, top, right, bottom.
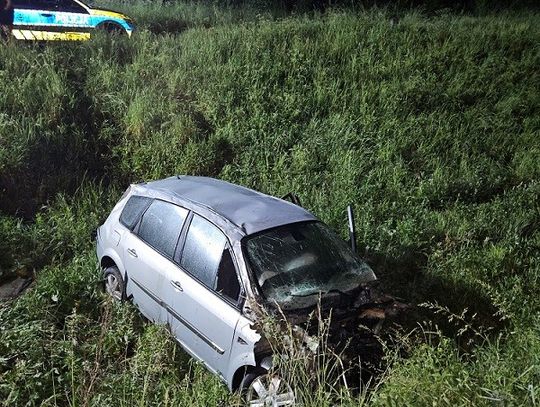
0, 2, 539, 405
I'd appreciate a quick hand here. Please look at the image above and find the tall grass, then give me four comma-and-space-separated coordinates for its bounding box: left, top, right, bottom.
0, 2, 539, 406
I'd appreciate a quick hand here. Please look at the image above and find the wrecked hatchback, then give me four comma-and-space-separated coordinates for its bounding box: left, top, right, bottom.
96, 176, 396, 405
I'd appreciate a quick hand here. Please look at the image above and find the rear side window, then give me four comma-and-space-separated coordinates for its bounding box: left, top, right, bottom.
58, 0, 88, 13
138, 200, 188, 258
26, 0, 61, 10
180, 215, 228, 289
119, 196, 152, 230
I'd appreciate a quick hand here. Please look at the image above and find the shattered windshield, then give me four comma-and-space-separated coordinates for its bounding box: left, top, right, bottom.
243, 221, 376, 310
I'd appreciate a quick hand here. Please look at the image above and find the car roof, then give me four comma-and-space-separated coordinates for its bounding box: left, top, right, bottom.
139, 176, 317, 235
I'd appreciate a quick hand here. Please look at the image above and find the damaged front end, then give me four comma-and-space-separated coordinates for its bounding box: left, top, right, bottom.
241, 216, 407, 386
250, 282, 407, 383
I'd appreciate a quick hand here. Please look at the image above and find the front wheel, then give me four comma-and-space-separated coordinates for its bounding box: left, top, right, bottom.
103, 266, 125, 301
97, 22, 127, 36
245, 372, 296, 406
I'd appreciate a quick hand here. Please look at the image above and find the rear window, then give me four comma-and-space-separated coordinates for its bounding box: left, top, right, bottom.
119, 196, 152, 230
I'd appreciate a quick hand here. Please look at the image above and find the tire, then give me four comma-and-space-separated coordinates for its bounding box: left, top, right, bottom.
98, 22, 126, 36
242, 369, 296, 406
103, 266, 126, 301
0, 26, 10, 41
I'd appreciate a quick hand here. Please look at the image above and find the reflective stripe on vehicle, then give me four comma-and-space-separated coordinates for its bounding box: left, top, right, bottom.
11, 29, 90, 41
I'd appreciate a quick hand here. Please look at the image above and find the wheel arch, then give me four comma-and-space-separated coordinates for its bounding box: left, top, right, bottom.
99, 250, 126, 280
230, 354, 273, 392
100, 255, 116, 270
232, 366, 249, 392
96, 20, 127, 34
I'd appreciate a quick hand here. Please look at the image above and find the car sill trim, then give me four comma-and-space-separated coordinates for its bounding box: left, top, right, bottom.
131, 277, 166, 307
167, 307, 225, 355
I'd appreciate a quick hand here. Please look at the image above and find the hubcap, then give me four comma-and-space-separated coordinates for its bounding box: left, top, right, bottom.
105, 274, 122, 301
247, 375, 295, 407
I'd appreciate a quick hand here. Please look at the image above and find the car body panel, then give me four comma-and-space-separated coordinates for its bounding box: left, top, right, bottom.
96, 176, 380, 391
144, 176, 317, 235
96, 192, 131, 276
164, 262, 241, 380
11, 0, 133, 41
122, 232, 168, 323
225, 319, 261, 385
97, 244, 125, 278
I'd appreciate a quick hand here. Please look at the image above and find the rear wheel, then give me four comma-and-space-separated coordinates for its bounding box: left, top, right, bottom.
244, 371, 295, 406
103, 266, 125, 301
0, 26, 11, 41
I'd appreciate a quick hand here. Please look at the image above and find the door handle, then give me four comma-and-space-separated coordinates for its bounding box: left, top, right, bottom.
127, 248, 138, 258
170, 280, 183, 291
40, 13, 53, 17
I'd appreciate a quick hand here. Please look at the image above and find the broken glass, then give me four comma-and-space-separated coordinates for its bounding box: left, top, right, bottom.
244, 221, 376, 310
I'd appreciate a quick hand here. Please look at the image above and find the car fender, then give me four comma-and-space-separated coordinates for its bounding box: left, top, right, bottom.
88, 10, 134, 35
95, 19, 127, 32
225, 349, 257, 390
225, 321, 261, 389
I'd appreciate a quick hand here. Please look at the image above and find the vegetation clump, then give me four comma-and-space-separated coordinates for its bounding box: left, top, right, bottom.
0, 1, 538, 405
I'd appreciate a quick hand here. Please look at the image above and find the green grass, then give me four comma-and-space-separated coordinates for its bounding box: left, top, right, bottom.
0, 1, 539, 406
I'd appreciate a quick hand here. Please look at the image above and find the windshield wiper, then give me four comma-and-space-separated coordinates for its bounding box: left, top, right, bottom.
290, 288, 353, 298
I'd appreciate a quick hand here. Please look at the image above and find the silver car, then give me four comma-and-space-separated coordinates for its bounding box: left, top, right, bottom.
96, 176, 385, 405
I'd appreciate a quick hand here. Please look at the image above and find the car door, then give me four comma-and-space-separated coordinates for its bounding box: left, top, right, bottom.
12, 0, 91, 40
164, 213, 243, 379
123, 199, 189, 324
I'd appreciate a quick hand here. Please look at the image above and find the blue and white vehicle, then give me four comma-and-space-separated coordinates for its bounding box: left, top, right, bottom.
10, 0, 134, 40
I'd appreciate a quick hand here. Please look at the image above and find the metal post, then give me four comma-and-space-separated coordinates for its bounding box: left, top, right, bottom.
347, 205, 356, 253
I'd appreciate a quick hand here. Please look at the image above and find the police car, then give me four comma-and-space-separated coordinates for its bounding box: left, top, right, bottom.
8, 0, 134, 40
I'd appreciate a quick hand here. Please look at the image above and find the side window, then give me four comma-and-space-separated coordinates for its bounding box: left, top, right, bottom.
119, 195, 152, 230
216, 248, 241, 302
57, 0, 87, 13
138, 200, 188, 258
21, 0, 86, 12
180, 215, 228, 289
28, 0, 60, 11
12, 0, 31, 7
